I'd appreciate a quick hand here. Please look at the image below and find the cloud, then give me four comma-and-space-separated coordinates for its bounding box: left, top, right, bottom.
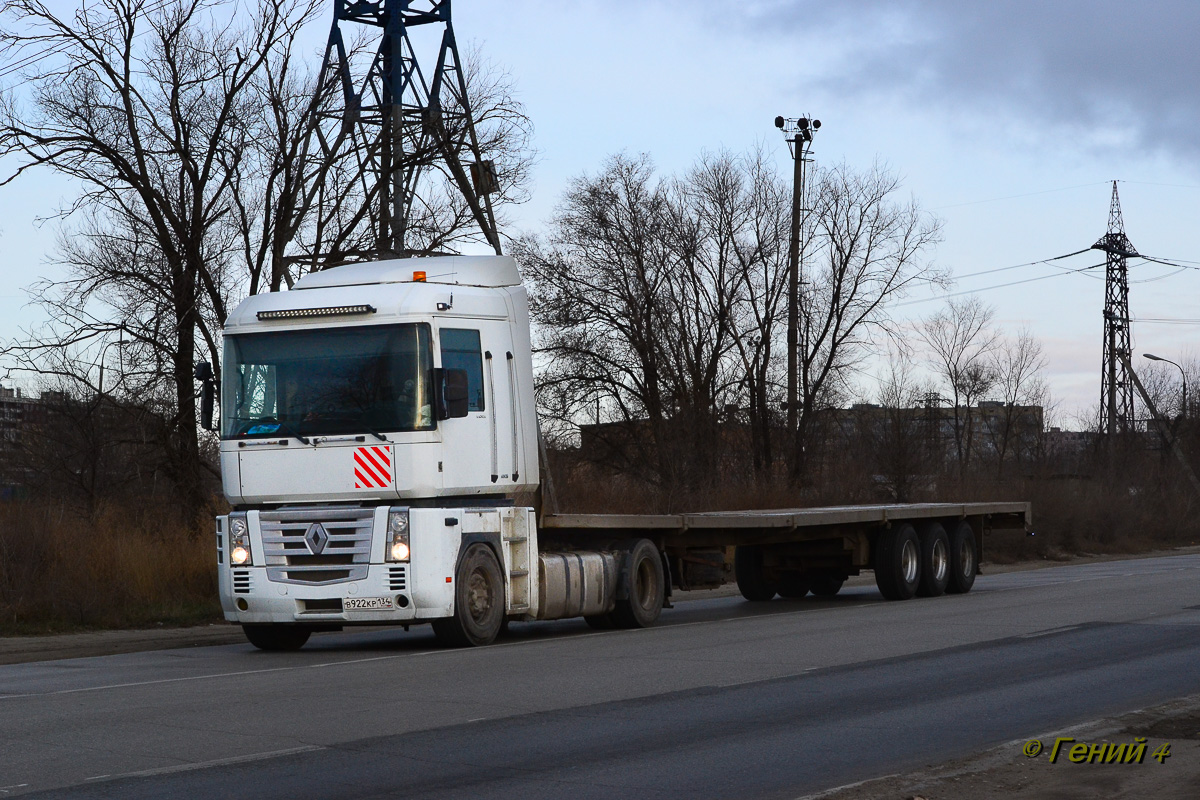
731, 0, 1200, 157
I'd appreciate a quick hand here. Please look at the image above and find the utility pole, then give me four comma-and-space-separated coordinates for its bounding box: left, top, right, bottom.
1093, 181, 1137, 440
775, 114, 820, 479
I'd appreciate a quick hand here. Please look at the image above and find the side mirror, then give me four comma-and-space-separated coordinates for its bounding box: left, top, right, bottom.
435, 368, 470, 420
193, 362, 217, 432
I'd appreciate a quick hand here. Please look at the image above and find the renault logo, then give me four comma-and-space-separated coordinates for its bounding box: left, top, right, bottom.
304, 523, 330, 555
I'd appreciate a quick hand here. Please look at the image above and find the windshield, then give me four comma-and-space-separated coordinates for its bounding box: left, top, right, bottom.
222, 323, 435, 439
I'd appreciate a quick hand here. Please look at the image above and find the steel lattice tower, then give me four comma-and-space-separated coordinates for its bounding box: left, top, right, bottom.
313, 0, 500, 259
1093, 181, 1137, 436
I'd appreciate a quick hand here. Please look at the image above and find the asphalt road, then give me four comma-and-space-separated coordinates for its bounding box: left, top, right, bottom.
3, 555, 1199, 799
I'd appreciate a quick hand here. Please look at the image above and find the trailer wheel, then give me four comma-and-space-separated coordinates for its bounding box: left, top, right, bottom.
734, 545, 778, 601
611, 539, 665, 628
778, 573, 811, 599
874, 523, 921, 601
432, 544, 505, 647
808, 573, 845, 597
242, 624, 311, 651
946, 521, 978, 594
916, 522, 950, 598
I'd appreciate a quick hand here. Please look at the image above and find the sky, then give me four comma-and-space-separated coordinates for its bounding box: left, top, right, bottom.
2, 0, 1199, 424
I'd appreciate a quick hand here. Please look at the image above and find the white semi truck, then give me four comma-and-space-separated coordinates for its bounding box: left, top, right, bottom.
199, 255, 1029, 650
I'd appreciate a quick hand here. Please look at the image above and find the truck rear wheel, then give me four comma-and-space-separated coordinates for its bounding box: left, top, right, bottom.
432, 544, 505, 647
916, 522, 950, 597
874, 523, 921, 601
808, 573, 845, 597
734, 545, 778, 601
242, 624, 311, 651
777, 573, 811, 599
611, 539, 665, 628
946, 521, 978, 594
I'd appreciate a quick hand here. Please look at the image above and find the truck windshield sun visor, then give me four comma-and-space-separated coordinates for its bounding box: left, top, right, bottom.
222, 323, 435, 439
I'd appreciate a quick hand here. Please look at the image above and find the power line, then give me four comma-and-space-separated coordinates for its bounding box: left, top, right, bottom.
898, 260, 1107, 307
951, 248, 1093, 280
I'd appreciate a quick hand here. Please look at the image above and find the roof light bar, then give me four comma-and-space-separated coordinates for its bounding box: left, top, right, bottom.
257, 304, 376, 321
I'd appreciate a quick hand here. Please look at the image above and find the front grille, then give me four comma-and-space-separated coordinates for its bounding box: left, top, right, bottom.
389, 566, 407, 591
259, 507, 374, 585
233, 569, 251, 594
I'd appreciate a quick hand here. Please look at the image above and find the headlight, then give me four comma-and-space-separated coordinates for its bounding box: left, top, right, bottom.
386, 507, 410, 562
228, 513, 252, 566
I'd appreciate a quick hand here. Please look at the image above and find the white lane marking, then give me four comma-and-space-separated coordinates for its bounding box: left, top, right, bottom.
83, 746, 324, 783
1018, 625, 1083, 639
0, 785, 31, 794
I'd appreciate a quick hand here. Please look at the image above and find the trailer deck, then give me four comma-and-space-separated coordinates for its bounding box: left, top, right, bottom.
543, 502, 1029, 531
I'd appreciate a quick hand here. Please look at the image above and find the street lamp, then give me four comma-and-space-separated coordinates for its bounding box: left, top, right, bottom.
774, 114, 820, 475
1144, 353, 1187, 420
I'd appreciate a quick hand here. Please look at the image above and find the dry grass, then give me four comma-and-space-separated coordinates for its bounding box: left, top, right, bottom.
0, 501, 221, 635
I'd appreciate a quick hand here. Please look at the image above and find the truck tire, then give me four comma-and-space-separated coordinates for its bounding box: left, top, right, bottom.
735, 545, 778, 601
874, 523, 921, 601
610, 539, 665, 628
916, 522, 950, 598
946, 520, 978, 595
778, 573, 811, 599
432, 544, 505, 647
584, 613, 615, 629
242, 624, 311, 651
808, 573, 845, 597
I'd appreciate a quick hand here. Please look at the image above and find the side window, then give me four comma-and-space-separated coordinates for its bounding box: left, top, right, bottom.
440, 328, 485, 411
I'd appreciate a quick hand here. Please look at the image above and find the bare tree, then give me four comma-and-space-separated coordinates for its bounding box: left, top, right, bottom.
920, 296, 999, 473
517, 151, 786, 490
0, 0, 323, 512
984, 326, 1049, 476
794, 161, 946, 481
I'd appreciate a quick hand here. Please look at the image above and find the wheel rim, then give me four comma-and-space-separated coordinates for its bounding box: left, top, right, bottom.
959, 538, 975, 578
635, 557, 655, 609
932, 539, 948, 583
901, 539, 919, 584
467, 568, 493, 623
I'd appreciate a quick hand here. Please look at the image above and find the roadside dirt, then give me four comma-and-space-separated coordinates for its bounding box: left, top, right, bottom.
3, 545, 1197, 666
804, 695, 1200, 800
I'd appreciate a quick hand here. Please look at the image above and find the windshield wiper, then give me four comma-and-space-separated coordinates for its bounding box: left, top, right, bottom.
359, 424, 390, 442
276, 421, 313, 446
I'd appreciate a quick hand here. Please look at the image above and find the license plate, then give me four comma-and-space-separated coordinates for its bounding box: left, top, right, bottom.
344, 596, 394, 611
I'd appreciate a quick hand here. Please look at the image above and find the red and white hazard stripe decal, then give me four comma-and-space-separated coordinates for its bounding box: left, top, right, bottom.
353, 445, 393, 489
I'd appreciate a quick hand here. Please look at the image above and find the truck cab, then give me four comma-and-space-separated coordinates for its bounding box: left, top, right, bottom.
213, 256, 556, 649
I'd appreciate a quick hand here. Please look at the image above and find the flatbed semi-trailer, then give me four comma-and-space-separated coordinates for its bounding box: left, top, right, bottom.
200, 256, 1031, 650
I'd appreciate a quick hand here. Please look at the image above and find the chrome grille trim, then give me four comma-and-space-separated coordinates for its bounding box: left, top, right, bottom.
260, 507, 374, 585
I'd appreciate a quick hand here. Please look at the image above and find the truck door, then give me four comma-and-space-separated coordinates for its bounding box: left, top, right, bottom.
438, 321, 518, 493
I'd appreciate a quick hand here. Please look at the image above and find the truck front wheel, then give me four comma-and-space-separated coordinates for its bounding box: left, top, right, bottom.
242, 624, 311, 651
433, 544, 505, 647
874, 524, 921, 601
611, 539, 665, 628
734, 545, 778, 601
